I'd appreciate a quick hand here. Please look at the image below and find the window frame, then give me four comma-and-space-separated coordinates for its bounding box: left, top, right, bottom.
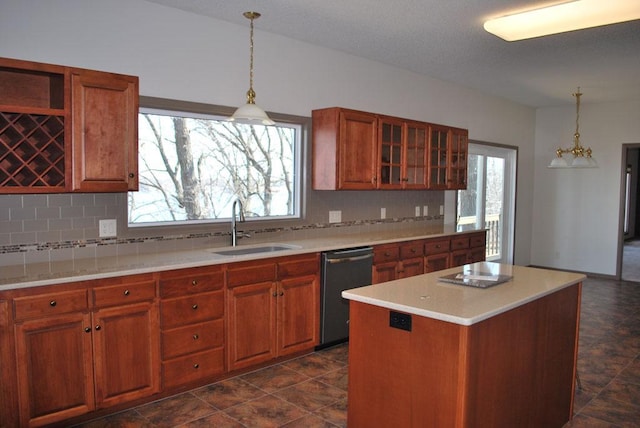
128, 96, 308, 228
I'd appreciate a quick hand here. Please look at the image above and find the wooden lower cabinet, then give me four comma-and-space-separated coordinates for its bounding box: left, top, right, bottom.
227, 254, 319, 371
15, 312, 95, 427
159, 266, 225, 389
6, 275, 160, 427
450, 232, 486, 267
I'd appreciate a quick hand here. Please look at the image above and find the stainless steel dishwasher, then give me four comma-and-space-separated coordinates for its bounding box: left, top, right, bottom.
320, 246, 373, 347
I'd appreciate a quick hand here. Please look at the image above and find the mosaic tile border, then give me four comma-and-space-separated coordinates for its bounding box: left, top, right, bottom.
0, 215, 442, 255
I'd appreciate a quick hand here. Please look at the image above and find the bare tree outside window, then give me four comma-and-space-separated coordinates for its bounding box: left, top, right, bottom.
128, 109, 300, 225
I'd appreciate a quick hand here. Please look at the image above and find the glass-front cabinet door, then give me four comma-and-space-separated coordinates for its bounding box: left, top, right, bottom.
378, 117, 403, 188
429, 125, 449, 189
404, 121, 428, 188
449, 128, 468, 189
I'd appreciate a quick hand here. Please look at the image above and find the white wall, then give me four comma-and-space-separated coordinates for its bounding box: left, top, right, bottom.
0, 0, 535, 265
532, 100, 640, 275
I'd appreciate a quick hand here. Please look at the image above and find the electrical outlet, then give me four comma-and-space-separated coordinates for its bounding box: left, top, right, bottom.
329, 210, 342, 223
439, 205, 444, 216
389, 311, 412, 332
381, 207, 386, 219
99, 219, 117, 237
423, 205, 429, 216
415, 206, 421, 217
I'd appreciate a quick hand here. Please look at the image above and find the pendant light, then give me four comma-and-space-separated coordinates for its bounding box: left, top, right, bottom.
229, 11, 274, 126
548, 87, 597, 169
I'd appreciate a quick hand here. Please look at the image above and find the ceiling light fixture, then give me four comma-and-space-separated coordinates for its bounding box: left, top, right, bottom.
484, 0, 640, 41
229, 11, 274, 126
548, 87, 597, 169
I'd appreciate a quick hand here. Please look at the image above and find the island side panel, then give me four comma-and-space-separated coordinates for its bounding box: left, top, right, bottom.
347, 301, 467, 427
465, 282, 581, 427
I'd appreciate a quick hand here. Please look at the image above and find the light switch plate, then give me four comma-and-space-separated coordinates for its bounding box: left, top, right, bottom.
99, 219, 117, 237
329, 210, 342, 223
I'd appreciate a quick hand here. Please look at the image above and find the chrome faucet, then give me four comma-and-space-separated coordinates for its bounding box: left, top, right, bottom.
231, 199, 246, 246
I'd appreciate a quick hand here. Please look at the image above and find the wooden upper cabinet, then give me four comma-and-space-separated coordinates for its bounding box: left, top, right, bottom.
313, 107, 378, 190
312, 106, 466, 191
0, 57, 139, 193
70, 69, 138, 192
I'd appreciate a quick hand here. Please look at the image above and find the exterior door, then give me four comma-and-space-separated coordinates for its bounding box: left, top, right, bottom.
456, 143, 516, 263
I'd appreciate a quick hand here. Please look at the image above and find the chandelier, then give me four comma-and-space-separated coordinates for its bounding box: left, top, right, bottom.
548, 87, 597, 169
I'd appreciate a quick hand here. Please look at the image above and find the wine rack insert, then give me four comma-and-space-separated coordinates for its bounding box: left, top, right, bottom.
0, 61, 68, 192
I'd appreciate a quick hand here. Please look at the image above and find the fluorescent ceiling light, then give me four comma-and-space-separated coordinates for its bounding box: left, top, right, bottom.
484, 0, 640, 41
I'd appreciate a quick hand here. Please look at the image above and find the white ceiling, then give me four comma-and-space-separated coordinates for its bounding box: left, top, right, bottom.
144, 0, 640, 107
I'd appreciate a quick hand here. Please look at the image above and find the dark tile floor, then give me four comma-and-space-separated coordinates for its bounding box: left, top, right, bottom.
78, 277, 639, 427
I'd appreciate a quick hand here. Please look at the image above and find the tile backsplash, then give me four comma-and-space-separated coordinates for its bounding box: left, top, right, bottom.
0, 189, 445, 270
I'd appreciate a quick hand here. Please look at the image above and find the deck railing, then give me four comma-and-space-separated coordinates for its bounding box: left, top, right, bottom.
458, 214, 500, 259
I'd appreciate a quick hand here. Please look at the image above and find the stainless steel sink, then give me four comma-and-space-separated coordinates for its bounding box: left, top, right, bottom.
209, 244, 300, 256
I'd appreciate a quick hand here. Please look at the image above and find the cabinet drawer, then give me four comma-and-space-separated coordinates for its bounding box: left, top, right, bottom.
160, 268, 224, 298
469, 233, 486, 248
450, 237, 470, 250
162, 319, 224, 360
373, 245, 399, 263
277, 254, 319, 278
227, 262, 276, 287
13, 289, 88, 321
162, 347, 225, 389
93, 280, 156, 308
400, 241, 424, 259
424, 239, 450, 255
161, 291, 223, 329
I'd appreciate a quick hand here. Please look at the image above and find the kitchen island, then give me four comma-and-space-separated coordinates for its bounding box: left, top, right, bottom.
342, 262, 585, 428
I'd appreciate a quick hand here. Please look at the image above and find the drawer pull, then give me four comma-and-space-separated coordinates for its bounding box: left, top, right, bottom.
435, 244, 441, 249
84, 327, 91, 333
50, 300, 57, 307
192, 304, 198, 310
193, 363, 199, 369
384, 252, 391, 257
410, 248, 416, 253
95, 325, 101, 331
123, 289, 130, 296
193, 334, 199, 340
128, 172, 135, 178
192, 280, 198, 286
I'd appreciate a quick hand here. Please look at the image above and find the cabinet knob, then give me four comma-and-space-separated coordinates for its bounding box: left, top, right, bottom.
49, 300, 57, 307
411, 248, 416, 253
435, 244, 441, 249
123, 289, 130, 296
279, 291, 284, 297
191, 280, 198, 286
95, 325, 101, 331
193, 334, 199, 340
193, 363, 199, 369
128, 173, 135, 178
272, 292, 278, 297
84, 327, 91, 333
192, 304, 198, 310
384, 252, 390, 257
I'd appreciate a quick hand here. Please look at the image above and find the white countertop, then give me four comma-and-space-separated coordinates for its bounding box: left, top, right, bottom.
0, 226, 479, 291
342, 262, 585, 326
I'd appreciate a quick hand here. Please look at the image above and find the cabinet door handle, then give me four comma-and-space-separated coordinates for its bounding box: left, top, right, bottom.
49, 300, 57, 307
95, 325, 101, 331
193, 363, 199, 369
128, 173, 135, 178
84, 327, 91, 333
123, 289, 130, 296
410, 248, 416, 253
191, 280, 198, 286
192, 304, 198, 310
279, 291, 284, 296
272, 292, 278, 297
193, 334, 199, 340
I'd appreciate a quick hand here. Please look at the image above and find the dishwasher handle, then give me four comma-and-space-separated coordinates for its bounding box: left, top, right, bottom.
325, 253, 373, 264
